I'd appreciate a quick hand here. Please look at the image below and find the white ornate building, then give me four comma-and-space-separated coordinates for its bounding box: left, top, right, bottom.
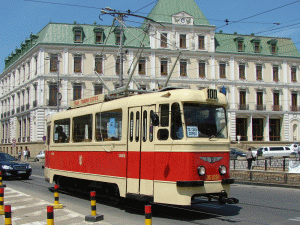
1, 0, 300, 155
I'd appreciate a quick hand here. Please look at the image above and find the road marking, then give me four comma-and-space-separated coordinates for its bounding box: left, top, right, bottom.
289, 217, 300, 222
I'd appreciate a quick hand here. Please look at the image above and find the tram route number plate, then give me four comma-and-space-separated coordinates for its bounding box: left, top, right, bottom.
207, 89, 218, 100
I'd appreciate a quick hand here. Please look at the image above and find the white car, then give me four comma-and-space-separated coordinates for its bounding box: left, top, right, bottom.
256, 146, 293, 158
35, 150, 45, 162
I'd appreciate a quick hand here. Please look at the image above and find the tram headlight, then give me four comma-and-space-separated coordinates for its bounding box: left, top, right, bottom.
219, 165, 227, 175
197, 166, 206, 176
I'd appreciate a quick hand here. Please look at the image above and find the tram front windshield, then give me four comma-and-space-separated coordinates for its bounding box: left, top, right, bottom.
183, 103, 227, 139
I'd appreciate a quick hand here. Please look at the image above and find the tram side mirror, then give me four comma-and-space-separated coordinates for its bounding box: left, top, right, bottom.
151, 113, 159, 126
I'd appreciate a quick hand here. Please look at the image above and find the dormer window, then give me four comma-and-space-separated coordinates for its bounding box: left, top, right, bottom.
94, 27, 104, 44
73, 26, 84, 43
268, 39, 278, 54
234, 37, 244, 52
254, 42, 260, 53
114, 28, 123, 45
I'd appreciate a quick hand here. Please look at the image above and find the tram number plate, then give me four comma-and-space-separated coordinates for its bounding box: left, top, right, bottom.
207, 174, 221, 181
207, 89, 218, 100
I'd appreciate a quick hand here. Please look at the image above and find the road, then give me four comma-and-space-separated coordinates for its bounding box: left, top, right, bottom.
1, 161, 300, 224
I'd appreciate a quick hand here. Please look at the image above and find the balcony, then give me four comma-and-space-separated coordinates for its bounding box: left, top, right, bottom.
26, 103, 30, 110
256, 104, 266, 111
272, 105, 282, 111
291, 105, 299, 112
33, 100, 37, 107
16, 107, 20, 113
239, 104, 249, 110
48, 100, 58, 106
21, 105, 24, 112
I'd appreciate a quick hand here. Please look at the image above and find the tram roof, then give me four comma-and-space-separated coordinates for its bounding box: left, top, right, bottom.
50, 88, 227, 121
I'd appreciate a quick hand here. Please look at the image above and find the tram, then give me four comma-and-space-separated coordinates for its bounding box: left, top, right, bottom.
44, 88, 238, 206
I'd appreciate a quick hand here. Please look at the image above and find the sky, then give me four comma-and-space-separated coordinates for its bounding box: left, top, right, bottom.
1, 0, 300, 73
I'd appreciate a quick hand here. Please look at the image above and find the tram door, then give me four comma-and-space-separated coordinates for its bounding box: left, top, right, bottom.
127, 105, 155, 198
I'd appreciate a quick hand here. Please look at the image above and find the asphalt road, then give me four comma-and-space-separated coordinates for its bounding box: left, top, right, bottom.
1, 161, 300, 224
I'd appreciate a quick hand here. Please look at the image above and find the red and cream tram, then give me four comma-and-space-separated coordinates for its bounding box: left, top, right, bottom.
44, 88, 238, 206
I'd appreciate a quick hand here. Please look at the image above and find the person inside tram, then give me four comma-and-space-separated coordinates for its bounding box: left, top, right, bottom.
55, 126, 67, 143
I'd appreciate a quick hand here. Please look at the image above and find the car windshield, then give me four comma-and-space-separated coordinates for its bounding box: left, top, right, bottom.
0, 153, 17, 161
183, 103, 228, 138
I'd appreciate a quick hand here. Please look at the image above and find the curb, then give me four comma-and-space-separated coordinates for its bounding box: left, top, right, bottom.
234, 180, 300, 189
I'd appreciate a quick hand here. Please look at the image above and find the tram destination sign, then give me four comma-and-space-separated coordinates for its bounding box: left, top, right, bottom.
70, 94, 106, 108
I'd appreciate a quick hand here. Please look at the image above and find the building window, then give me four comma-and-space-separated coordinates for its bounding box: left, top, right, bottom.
256, 92, 264, 110
180, 60, 187, 77
199, 61, 205, 78
239, 64, 245, 79
115, 57, 122, 75
50, 54, 58, 72
198, 36, 204, 49
94, 84, 103, 95
72, 26, 84, 43
95, 56, 103, 74
161, 33, 167, 48
219, 63, 226, 78
74, 55, 82, 73
161, 59, 168, 76
291, 66, 297, 82
256, 65, 262, 80
73, 84, 82, 100
94, 27, 104, 44
292, 92, 298, 111
268, 39, 277, 54
237, 41, 244, 51
271, 43, 277, 54
254, 42, 260, 53
239, 90, 247, 110
138, 58, 146, 75
273, 92, 280, 111
180, 34, 186, 49
273, 66, 279, 81
49, 84, 58, 106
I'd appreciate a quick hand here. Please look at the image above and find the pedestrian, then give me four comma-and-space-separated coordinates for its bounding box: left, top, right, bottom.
18, 150, 21, 161
27, 147, 30, 160
23, 148, 27, 161
246, 148, 253, 170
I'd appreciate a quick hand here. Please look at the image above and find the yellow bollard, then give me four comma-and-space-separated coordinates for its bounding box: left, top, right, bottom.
0, 188, 4, 215
85, 191, 104, 222
51, 184, 63, 209
47, 206, 54, 225
145, 205, 152, 225
4, 205, 11, 225
0, 172, 6, 188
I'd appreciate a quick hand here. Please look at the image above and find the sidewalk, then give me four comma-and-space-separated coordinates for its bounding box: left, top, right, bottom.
231, 169, 300, 189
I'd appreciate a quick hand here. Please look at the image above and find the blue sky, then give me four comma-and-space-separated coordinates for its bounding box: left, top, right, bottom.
1, 0, 300, 73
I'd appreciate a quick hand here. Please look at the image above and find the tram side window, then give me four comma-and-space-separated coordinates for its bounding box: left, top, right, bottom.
73, 114, 93, 142
54, 119, 70, 143
95, 109, 122, 141
171, 103, 183, 140
158, 104, 169, 140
